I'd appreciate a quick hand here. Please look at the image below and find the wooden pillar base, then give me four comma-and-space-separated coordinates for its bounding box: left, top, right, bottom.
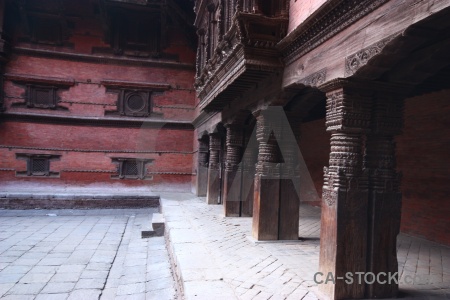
196, 165, 208, 197
319, 188, 368, 300
252, 176, 280, 240
223, 170, 241, 217
279, 179, 299, 240
366, 191, 401, 298
241, 168, 254, 217
206, 168, 220, 205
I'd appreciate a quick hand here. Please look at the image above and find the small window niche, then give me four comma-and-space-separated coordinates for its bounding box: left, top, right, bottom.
16, 154, 61, 177
111, 158, 154, 180
26, 85, 58, 109
119, 90, 152, 117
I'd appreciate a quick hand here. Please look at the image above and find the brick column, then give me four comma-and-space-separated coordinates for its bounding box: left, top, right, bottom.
196, 137, 209, 197
319, 80, 371, 299
206, 133, 221, 205
364, 87, 405, 298
223, 124, 244, 217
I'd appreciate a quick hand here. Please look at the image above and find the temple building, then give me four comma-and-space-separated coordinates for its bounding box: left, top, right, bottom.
0, 0, 449, 299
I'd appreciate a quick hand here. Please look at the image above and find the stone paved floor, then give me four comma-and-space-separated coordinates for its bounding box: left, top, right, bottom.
0, 208, 178, 300
1, 194, 449, 300
160, 193, 450, 300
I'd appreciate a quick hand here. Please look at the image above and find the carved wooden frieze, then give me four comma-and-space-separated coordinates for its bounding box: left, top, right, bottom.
298, 69, 326, 87
345, 33, 400, 76
279, 0, 390, 64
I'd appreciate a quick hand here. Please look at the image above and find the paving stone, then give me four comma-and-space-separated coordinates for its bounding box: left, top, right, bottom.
41, 282, 76, 294
74, 278, 105, 289
19, 273, 54, 284
35, 293, 69, 300
1, 266, 32, 274
67, 288, 101, 299
50, 272, 81, 283
79, 270, 108, 279
6, 283, 46, 295
0, 273, 25, 284
99, 287, 117, 299
1, 295, 35, 300
0, 283, 15, 297
116, 282, 146, 295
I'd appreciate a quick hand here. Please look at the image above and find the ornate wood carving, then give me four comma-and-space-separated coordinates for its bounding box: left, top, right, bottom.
208, 132, 221, 170
278, 0, 389, 64
298, 69, 326, 87
224, 124, 243, 172
254, 109, 282, 178
194, 0, 288, 110
345, 33, 400, 76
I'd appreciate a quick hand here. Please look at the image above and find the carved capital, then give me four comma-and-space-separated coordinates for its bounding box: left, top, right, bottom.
323, 82, 372, 133
208, 133, 222, 169
225, 124, 243, 171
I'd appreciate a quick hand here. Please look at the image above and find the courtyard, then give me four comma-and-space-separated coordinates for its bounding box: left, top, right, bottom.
0, 192, 449, 299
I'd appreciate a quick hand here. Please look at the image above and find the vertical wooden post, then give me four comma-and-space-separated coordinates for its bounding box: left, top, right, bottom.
196, 137, 209, 197
252, 108, 282, 240
364, 87, 405, 298
279, 113, 301, 240
251, 107, 300, 240
223, 124, 243, 217
207, 133, 222, 205
241, 125, 257, 217
319, 80, 372, 299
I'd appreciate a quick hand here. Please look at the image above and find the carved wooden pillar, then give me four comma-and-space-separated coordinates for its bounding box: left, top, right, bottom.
252, 108, 282, 240
206, 133, 222, 205
364, 88, 404, 298
223, 124, 244, 216
252, 107, 299, 240
319, 81, 371, 299
196, 137, 209, 197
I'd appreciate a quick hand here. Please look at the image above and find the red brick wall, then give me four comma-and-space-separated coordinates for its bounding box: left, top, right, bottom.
397, 89, 450, 246
0, 1, 196, 190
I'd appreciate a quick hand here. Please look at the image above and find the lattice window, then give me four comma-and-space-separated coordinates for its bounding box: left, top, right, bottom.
119, 90, 151, 117
30, 158, 49, 176
123, 160, 139, 177
15, 154, 60, 177
111, 158, 153, 180
27, 85, 57, 109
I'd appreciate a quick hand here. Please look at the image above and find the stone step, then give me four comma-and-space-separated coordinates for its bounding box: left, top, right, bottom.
141, 213, 165, 238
